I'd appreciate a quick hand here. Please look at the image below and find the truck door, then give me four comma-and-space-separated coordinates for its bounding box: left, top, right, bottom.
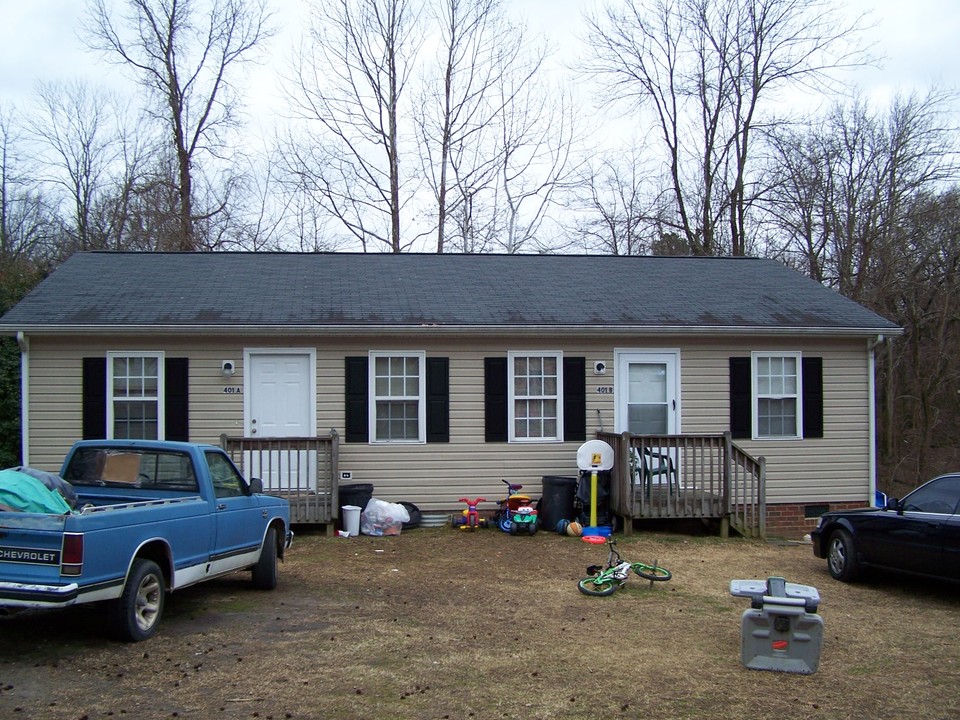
204, 450, 266, 573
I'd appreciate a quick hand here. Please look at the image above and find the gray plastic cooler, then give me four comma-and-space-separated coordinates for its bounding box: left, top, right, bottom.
729, 577, 824, 675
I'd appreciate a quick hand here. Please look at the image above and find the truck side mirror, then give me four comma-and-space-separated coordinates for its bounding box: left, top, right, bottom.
249, 477, 263, 495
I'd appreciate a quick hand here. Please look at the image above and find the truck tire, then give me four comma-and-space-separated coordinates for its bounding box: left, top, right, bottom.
112, 558, 165, 642
252, 526, 278, 590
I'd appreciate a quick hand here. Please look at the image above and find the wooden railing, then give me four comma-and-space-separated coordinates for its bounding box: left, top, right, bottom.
220, 430, 339, 525
596, 431, 765, 538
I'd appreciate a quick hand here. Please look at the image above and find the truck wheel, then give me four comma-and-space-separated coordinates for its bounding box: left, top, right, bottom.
252, 526, 278, 590
112, 558, 164, 642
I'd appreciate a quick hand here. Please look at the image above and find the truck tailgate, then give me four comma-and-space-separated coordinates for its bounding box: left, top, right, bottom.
0, 513, 72, 590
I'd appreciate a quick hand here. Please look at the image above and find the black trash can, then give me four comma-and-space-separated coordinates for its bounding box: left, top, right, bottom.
539, 475, 578, 533
338, 483, 374, 529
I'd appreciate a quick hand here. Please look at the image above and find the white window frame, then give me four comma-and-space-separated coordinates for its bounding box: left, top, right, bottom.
369, 351, 426, 444
508, 350, 563, 443
752, 351, 803, 440
106, 351, 165, 440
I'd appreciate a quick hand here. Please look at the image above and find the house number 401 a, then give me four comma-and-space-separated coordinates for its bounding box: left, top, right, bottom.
596, 386, 614, 394
223, 387, 243, 394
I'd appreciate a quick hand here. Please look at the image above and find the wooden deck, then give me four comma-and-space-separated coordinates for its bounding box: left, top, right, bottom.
596, 431, 766, 538
220, 431, 339, 526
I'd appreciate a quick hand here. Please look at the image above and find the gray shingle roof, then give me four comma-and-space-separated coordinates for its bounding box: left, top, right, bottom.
0, 252, 901, 335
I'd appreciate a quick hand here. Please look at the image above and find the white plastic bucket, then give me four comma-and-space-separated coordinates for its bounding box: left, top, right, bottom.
341, 505, 361, 537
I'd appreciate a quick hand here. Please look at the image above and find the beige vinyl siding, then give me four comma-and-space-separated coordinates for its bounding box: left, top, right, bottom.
676, 337, 872, 505
22, 333, 874, 511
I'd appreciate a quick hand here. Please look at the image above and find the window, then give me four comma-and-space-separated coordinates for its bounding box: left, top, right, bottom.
753, 352, 801, 439
509, 352, 562, 442
107, 352, 164, 440
205, 451, 248, 498
902, 476, 960, 514
371, 352, 425, 443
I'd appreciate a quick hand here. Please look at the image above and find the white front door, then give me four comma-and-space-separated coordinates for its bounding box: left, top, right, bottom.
615, 351, 679, 435
615, 350, 680, 488
245, 351, 316, 490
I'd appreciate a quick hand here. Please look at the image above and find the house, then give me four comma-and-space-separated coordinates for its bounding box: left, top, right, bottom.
0, 251, 901, 537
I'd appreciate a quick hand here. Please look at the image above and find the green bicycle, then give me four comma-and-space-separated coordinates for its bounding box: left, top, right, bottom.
577, 538, 672, 596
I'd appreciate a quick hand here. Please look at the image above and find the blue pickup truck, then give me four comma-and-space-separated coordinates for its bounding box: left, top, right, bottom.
0, 440, 293, 641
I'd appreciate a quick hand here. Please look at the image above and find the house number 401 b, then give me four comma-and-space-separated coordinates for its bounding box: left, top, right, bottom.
595, 386, 614, 394
223, 387, 243, 394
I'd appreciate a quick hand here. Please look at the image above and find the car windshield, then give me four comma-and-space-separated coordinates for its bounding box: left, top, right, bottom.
902, 475, 960, 514
63, 447, 199, 492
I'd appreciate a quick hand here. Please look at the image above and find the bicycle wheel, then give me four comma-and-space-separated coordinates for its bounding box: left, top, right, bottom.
632, 563, 671, 581
577, 576, 619, 597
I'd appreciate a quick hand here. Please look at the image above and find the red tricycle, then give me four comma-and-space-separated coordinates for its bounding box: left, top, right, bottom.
453, 497, 488, 530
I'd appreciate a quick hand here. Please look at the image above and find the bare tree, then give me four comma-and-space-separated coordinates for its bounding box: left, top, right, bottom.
584, 0, 866, 255
495, 78, 579, 254
415, 0, 534, 253
764, 91, 959, 300
285, 0, 421, 252
571, 142, 665, 255
86, 0, 273, 251
0, 109, 59, 271
30, 81, 125, 252
97, 110, 163, 250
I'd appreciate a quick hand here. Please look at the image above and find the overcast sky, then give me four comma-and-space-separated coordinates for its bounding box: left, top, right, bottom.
1, 0, 957, 125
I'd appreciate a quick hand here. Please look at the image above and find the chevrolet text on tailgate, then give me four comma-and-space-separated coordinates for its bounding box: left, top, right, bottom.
0, 440, 293, 641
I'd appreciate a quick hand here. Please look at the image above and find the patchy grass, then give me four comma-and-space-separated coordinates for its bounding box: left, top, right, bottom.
0, 528, 958, 719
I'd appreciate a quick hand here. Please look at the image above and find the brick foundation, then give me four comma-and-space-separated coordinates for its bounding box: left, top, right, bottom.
764, 501, 866, 539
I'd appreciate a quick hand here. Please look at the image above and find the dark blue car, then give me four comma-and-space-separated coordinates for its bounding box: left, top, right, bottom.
812, 474, 960, 582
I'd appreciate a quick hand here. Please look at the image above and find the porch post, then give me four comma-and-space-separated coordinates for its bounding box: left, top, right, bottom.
722, 431, 733, 539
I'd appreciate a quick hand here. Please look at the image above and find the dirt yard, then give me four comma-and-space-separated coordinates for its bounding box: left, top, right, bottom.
1, 526, 957, 720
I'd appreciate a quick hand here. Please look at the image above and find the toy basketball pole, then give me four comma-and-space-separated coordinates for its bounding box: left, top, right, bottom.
590, 467, 598, 528
576, 440, 615, 543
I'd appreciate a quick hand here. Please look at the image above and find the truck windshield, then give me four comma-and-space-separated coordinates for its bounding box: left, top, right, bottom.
63, 447, 199, 492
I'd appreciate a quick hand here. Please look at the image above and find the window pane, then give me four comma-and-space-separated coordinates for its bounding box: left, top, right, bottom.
113, 400, 159, 440
903, 477, 960, 513
758, 398, 796, 437
405, 376, 419, 396
375, 400, 418, 440
628, 404, 668, 435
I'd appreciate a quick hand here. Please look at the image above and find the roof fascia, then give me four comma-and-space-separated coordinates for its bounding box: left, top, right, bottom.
1, 323, 904, 337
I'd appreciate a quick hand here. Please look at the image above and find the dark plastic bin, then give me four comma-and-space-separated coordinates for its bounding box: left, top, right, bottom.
400, 501, 422, 530
338, 483, 374, 529
539, 475, 578, 533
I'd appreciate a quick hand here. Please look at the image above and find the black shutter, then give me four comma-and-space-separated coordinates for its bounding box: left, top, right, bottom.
729, 357, 751, 439
425, 357, 450, 443
164, 358, 190, 441
82, 357, 107, 439
345, 356, 369, 443
484, 357, 508, 442
563, 356, 586, 442
802, 356, 824, 439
